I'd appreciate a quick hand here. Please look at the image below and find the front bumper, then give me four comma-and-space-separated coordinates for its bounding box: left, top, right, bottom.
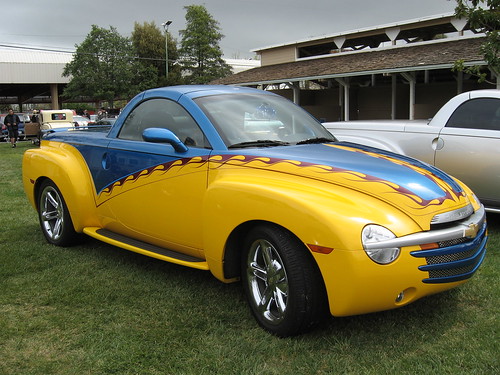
365, 205, 487, 284
316, 205, 487, 317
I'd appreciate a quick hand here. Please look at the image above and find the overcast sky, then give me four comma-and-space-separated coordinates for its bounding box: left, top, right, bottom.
1, 0, 457, 58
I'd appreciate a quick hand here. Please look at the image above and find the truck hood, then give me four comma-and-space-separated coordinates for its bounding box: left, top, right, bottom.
224, 142, 469, 219
323, 119, 429, 132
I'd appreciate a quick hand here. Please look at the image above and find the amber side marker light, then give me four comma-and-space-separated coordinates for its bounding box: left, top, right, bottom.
308, 244, 334, 254
420, 243, 439, 250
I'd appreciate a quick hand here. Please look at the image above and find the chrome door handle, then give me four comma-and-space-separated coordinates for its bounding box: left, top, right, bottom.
432, 137, 444, 151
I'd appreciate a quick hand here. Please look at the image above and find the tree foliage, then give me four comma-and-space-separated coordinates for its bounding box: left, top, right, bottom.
64, 6, 233, 104
62, 25, 156, 107
178, 5, 232, 84
131, 21, 182, 87
454, 0, 499, 83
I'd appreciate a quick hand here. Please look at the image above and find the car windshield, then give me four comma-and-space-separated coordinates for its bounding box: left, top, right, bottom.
194, 93, 336, 148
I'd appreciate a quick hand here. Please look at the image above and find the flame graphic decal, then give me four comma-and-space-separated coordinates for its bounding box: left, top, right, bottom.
96, 146, 464, 209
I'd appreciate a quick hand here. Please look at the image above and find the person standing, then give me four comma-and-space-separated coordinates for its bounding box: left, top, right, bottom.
31, 109, 40, 123
97, 107, 107, 120
3, 109, 20, 148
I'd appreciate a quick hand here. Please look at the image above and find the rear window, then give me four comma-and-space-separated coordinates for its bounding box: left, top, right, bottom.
51, 113, 67, 121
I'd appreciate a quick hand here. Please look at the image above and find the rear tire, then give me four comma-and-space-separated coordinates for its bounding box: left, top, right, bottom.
241, 224, 327, 337
37, 180, 79, 246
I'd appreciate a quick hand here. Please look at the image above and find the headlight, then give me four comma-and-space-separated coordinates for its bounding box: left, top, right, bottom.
361, 225, 400, 264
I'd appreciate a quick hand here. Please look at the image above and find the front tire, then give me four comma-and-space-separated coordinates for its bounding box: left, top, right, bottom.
37, 180, 79, 246
241, 224, 327, 337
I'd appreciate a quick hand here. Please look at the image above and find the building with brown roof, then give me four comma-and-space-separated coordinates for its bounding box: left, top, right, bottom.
215, 13, 497, 121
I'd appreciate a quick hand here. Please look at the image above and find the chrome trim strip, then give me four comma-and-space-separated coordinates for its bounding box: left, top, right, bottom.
431, 204, 474, 225
410, 223, 487, 257
364, 205, 486, 250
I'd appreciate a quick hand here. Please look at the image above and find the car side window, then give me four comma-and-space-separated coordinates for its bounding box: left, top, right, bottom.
445, 98, 500, 131
118, 98, 209, 147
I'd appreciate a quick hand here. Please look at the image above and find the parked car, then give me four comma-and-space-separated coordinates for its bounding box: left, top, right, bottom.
323, 90, 500, 213
22, 85, 487, 337
73, 115, 90, 127
39, 109, 75, 130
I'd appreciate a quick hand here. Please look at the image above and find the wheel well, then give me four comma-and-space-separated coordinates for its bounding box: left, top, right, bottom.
222, 220, 312, 280
33, 177, 50, 210
223, 221, 258, 279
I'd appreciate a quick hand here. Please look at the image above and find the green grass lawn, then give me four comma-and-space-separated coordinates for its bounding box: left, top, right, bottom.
1, 141, 498, 375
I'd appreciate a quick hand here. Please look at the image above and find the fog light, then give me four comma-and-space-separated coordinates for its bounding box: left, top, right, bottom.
395, 292, 404, 303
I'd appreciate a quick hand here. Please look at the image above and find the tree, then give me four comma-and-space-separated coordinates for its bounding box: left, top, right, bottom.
63, 25, 156, 107
178, 5, 232, 84
131, 21, 182, 87
453, 0, 499, 83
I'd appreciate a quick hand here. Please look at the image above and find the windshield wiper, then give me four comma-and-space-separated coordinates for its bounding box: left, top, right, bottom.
296, 137, 335, 145
228, 140, 290, 149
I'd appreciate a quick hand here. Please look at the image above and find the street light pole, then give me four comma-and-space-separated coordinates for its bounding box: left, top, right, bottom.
161, 20, 172, 81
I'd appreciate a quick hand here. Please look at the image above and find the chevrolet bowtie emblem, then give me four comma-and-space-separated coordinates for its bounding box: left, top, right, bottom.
464, 223, 479, 238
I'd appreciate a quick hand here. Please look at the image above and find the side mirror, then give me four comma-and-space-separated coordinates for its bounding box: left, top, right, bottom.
142, 128, 188, 153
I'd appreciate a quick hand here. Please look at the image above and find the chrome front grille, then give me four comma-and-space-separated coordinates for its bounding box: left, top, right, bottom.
364, 205, 487, 284
410, 219, 487, 284
437, 237, 469, 248
425, 247, 477, 265
428, 263, 479, 280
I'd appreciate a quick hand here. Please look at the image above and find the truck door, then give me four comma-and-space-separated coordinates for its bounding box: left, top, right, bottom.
435, 97, 500, 207
94, 98, 211, 257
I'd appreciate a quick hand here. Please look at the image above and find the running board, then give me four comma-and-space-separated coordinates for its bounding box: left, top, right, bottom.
83, 227, 209, 270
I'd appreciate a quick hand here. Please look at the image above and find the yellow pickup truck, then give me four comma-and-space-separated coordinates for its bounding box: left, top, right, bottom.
22, 85, 487, 337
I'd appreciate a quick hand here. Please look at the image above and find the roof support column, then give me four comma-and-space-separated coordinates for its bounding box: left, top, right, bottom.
456, 70, 464, 94
336, 78, 350, 121
400, 72, 416, 120
490, 67, 499, 90
391, 74, 397, 120
386, 27, 400, 46
50, 84, 60, 110
290, 82, 301, 105
451, 17, 468, 36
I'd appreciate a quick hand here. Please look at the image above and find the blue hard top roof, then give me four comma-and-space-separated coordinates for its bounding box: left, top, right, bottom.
142, 85, 273, 99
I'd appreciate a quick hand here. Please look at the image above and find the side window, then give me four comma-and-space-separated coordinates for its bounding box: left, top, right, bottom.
446, 98, 500, 131
118, 98, 209, 147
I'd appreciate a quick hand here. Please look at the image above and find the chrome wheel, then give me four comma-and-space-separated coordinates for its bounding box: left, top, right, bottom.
246, 238, 289, 325
242, 224, 328, 337
40, 184, 65, 241
37, 180, 79, 246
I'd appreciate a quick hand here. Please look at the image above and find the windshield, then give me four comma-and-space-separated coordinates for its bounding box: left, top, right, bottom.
194, 93, 336, 148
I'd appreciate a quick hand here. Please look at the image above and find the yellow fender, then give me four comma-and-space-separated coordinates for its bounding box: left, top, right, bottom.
23, 141, 100, 231
201, 166, 421, 282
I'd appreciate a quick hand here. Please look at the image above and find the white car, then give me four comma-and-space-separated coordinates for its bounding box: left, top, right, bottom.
73, 115, 90, 127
